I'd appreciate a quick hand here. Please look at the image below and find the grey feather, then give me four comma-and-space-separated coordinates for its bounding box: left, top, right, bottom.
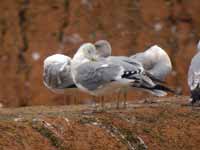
43, 62, 75, 90
106, 56, 143, 70
74, 61, 123, 91
188, 41, 200, 103
188, 52, 200, 104
130, 45, 172, 81
105, 56, 170, 96
98, 55, 169, 96
188, 52, 200, 91
72, 43, 172, 97
94, 40, 112, 57
106, 56, 158, 88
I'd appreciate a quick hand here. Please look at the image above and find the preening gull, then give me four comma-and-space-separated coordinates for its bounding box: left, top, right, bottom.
43, 54, 76, 93
71, 43, 131, 96
130, 45, 172, 81
95, 40, 144, 107
94, 40, 112, 57
94, 40, 143, 107
188, 40, 200, 104
103, 56, 145, 108
71, 43, 173, 105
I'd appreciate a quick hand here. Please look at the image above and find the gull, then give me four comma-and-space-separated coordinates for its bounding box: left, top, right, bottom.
130, 45, 172, 81
130, 45, 173, 103
188, 40, 200, 105
71, 43, 173, 109
71, 43, 134, 96
43, 54, 76, 92
104, 56, 145, 108
43, 54, 80, 104
94, 40, 141, 107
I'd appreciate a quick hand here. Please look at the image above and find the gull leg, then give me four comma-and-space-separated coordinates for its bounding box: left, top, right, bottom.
82, 95, 97, 115
102, 96, 105, 108
73, 94, 77, 105
74, 91, 80, 105
109, 94, 115, 109
100, 96, 105, 111
123, 92, 127, 109
100, 96, 103, 108
64, 94, 67, 105
116, 91, 121, 109
93, 96, 105, 112
91, 95, 97, 111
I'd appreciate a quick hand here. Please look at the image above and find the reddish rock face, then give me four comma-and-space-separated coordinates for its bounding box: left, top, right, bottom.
0, 0, 199, 107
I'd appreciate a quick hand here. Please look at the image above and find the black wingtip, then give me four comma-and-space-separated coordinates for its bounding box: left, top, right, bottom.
121, 71, 138, 79
190, 88, 200, 104
57, 84, 77, 89
66, 84, 77, 89
153, 84, 179, 95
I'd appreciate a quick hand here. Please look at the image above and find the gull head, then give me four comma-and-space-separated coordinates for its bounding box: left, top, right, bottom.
73, 43, 98, 62
94, 40, 112, 57
44, 54, 71, 69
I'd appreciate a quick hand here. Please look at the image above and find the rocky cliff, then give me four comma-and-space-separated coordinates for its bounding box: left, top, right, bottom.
0, 0, 200, 107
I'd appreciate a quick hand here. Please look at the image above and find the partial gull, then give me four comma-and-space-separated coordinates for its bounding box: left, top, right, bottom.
103, 56, 145, 108
188, 40, 200, 105
43, 54, 76, 93
71, 43, 173, 107
94, 40, 142, 107
130, 45, 172, 81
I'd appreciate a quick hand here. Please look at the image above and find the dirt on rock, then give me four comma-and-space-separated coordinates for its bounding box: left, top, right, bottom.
0, 96, 200, 150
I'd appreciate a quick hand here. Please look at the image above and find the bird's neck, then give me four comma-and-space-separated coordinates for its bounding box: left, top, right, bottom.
73, 51, 85, 62
72, 52, 90, 71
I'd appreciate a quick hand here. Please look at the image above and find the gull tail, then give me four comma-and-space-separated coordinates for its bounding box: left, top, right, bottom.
123, 70, 176, 96
153, 84, 175, 93
149, 84, 176, 97
149, 89, 167, 97
191, 88, 200, 104
132, 81, 176, 97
